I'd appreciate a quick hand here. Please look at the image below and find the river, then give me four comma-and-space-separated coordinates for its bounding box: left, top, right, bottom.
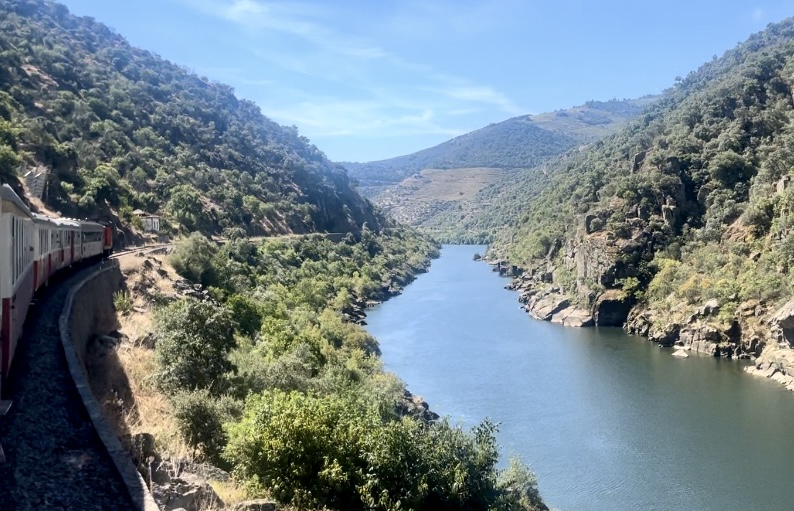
365, 245, 794, 511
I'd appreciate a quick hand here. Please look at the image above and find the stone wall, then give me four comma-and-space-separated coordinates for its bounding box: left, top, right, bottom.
60, 260, 160, 511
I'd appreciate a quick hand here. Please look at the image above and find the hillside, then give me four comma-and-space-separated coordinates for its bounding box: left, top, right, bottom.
345, 98, 655, 238
489, 17, 794, 389
0, 0, 382, 241
0, 2, 553, 511
344, 97, 656, 187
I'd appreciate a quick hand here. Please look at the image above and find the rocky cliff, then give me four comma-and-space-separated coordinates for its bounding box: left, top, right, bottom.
490, 17, 794, 393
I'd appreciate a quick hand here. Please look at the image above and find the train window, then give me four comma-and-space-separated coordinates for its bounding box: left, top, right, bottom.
82, 231, 103, 243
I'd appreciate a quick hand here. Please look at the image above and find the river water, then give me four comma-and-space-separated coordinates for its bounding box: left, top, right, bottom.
365, 245, 794, 511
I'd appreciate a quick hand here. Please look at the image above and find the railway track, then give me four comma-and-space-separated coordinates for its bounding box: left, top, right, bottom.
0, 264, 136, 511
110, 243, 172, 259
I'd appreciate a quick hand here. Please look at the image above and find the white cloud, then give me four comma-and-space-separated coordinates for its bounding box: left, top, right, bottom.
385, 0, 526, 40
752, 7, 765, 21
421, 84, 523, 115
258, 95, 463, 139
184, 0, 390, 60
178, 0, 521, 151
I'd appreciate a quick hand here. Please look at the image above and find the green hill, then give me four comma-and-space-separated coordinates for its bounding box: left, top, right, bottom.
490, 17, 794, 374
0, 3, 552, 511
343, 98, 655, 237
0, 0, 382, 239
344, 97, 655, 187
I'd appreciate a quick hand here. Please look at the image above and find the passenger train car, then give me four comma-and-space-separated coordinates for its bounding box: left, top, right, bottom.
0, 184, 112, 396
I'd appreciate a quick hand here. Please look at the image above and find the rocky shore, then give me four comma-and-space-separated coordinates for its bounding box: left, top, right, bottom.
489, 258, 794, 394
493, 259, 632, 328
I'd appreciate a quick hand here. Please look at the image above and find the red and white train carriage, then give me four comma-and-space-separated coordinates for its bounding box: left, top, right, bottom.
1, 184, 113, 396
0, 185, 36, 393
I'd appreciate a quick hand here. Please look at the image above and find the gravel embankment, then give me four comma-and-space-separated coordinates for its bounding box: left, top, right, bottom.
0, 267, 135, 511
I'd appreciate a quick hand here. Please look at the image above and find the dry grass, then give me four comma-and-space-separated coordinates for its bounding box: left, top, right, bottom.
209, 480, 250, 508
112, 254, 194, 459
105, 252, 254, 508
115, 340, 196, 460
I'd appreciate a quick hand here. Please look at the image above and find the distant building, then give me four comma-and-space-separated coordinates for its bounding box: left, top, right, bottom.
133, 209, 161, 232
143, 215, 160, 233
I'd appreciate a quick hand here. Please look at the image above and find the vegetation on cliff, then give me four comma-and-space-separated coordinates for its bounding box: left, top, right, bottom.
0, 0, 381, 237
491, 17, 794, 345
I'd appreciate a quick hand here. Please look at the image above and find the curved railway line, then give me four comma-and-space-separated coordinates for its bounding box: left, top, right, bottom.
0, 263, 136, 510
0, 234, 358, 509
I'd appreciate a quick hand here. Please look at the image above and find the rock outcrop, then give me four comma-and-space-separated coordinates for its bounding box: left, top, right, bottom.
396, 390, 440, 422
148, 460, 227, 511
593, 290, 632, 327
231, 501, 278, 511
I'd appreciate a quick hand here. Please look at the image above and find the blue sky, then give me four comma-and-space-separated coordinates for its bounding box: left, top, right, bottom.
59, 0, 793, 162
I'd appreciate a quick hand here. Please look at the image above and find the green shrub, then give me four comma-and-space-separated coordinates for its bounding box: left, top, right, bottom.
169, 232, 218, 286
113, 290, 133, 315
171, 389, 241, 466
224, 389, 545, 511
154, 299, 236, 395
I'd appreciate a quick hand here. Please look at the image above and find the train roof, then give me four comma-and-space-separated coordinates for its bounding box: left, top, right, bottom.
32, 212, 57, 225
51, 217, 81, 228
0, 184, 33, 218
80, 221, 105, 231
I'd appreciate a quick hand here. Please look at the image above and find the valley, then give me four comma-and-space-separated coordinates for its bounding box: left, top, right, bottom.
3, 1, 794, 510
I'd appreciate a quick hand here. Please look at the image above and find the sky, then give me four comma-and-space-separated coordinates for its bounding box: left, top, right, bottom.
58, 0, 794, 162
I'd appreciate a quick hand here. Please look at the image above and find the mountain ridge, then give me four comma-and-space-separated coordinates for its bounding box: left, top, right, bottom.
344, 97, 657, 238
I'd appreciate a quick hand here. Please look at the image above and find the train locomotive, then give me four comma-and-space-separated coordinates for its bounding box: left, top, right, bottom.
0, 184, 112, 396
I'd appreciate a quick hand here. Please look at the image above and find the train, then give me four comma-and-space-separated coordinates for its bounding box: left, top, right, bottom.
0, 183, 112, 396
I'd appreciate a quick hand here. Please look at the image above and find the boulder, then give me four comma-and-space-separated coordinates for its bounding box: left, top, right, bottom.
626, 309, 653, 337
563, 308, 595, 328
649, 323, 680, 347
671, 349, 689, 358
526, 295, 570, 322
151, 476, 223, 511
549, 305, 594, 327
769, 298, 794, 346
678, 323, 723, 356
397, 390, 439, 422
662, 204, 678, 229
698, 298, 720, 317
232, 500, 277, 511
129, 432, 157, 467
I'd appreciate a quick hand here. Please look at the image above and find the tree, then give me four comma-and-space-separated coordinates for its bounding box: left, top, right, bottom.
167, 183, 205, 230
154, 299, 236, 395
169, 232, 218, 286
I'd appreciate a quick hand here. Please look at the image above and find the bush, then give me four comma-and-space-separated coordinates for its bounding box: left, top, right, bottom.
170, 232, 218, 286
171, 389, 241, 466
154, 299, 236, 395
224, 390, 372, 509
224, 389, 545, 511
113, 290, 133, 315
225, 294, 262, 336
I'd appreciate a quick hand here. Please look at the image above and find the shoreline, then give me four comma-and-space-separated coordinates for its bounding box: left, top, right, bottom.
485, 257, 794, 394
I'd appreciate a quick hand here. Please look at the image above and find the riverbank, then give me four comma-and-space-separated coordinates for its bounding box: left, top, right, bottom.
487, 256, 794, 393
366, 244, 794, 511
98, 234, 550, 511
